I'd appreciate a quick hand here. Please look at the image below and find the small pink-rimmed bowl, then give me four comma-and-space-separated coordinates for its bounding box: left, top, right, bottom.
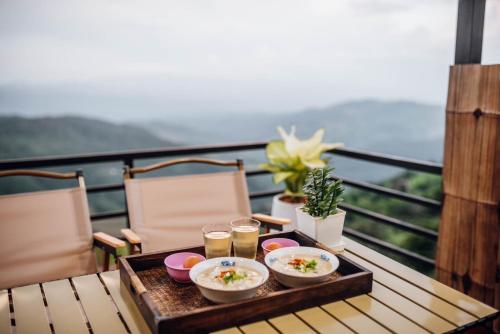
164, 252, 206, 283
261, 238, 300, 255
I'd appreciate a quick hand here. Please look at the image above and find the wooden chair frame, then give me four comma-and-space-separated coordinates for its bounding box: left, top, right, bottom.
123, 157, 244, 179
0, 169, 125, 271
121, 157, 291, 254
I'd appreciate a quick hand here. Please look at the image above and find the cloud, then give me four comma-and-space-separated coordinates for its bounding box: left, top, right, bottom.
0, 0, 498, 117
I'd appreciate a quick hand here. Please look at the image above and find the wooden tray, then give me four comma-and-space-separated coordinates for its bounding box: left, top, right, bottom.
119, 230, 373, 334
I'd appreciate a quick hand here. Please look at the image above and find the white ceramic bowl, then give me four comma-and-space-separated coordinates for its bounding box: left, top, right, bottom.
264, 246, 339, 288
189, 257, 269, 304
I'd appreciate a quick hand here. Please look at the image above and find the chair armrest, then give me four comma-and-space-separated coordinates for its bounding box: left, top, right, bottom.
93, 232, 125, 272
252, 213, 291, 231
120, 228, 142, 245
93, 232, 126, 249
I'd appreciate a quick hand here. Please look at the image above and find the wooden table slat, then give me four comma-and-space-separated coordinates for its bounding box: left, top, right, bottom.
295, 307, 354, 334
212, 327, 243, 334
0, 290, 11, 334
42, 279, 88, 334
369, 281, 455, 333
72, 274, 128, 334
11, 284, 51, 334
322, 300, 391, 334
100, 271, 151, 334
269, 314, 316, 334
239, 320, 279, 334
344, 251, 478, 326
344, 237, 497, 318
346, 294, 429, 334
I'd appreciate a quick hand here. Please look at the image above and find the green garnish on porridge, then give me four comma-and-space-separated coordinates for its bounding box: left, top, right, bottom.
218, 269, 247, 284
288, 258, 318, 273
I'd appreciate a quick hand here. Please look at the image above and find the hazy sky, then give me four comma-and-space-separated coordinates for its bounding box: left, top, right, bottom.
0, 0, 499, 118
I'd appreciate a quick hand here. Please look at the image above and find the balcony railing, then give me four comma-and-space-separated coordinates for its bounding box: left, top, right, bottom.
0, 141, 442, 270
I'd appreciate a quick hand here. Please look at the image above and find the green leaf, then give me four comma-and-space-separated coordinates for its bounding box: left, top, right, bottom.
259, 163, 281, 173
273, 171, 294, 184
301, 166, 344, 218
265, 140, 289, 162
302, 158, 326, 169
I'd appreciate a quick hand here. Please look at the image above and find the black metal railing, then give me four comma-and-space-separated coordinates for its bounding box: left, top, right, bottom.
0, 141, 442, 269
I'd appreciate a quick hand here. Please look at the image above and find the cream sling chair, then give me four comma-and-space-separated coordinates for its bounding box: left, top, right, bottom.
0, 169, 125, 289
121, 158, 291, 254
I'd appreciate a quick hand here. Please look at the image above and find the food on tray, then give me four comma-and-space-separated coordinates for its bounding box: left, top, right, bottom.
266, 242, 283, 251
261, 238, 300, 255
287, 258, 318, 273
264, 246, 339, 287
183, 255, 202, 269
196, 265, 264, 290
270, 254, 333, 276
190, 257, 269, 303
164, 252, 206, 283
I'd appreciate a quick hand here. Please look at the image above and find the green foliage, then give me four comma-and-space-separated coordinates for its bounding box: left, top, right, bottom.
301, 167, 344, 219
260, 127, 342, 197
407, 173, 442, 201
260, 141, 310, 196
0, 116, 172, 160
343, 171, 442, 276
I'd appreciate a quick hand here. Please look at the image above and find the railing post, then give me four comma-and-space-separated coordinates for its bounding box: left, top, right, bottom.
123, 158, 134, 228
454, 0, 485, 64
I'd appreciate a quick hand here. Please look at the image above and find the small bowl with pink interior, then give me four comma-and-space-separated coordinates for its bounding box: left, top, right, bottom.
164, 252, 206, 283
261, 238, 300, 255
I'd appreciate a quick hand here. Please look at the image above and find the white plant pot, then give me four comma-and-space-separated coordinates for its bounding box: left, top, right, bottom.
296, 207, 346, 248
271, 194, 303, 232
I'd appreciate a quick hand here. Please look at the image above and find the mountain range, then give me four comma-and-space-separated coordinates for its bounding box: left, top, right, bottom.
0, 99, 444, 184
142, 99, 444, 162
0, 116, 174, 159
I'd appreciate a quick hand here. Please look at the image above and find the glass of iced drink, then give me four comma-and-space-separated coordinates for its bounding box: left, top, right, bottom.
202, 224, 232, 259
230, 217, 261, 259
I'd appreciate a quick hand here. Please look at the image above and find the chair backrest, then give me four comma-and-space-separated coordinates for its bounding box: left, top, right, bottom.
0, 170, 96, 289
124, 158, 252, 252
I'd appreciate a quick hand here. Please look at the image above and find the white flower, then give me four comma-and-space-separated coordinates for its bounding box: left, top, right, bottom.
260, 126, 343, 196
277, 126, 343, 168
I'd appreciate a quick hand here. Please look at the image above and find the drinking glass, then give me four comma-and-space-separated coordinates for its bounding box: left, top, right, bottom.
202, 224, 232, 259
231, 217, 261, 259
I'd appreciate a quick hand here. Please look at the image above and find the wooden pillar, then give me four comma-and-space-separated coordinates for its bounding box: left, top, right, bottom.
436, 64, 500, 311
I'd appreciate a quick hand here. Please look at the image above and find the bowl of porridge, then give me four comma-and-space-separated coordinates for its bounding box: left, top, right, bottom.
264, 246, 339, 288
189, 257, 269, 303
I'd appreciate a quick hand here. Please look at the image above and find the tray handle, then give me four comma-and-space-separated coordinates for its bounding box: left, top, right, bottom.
130, 275, 147, 296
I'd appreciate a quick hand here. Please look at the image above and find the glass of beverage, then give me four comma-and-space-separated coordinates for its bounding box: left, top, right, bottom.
202, 224, 232, 259
231, 217, 261, 259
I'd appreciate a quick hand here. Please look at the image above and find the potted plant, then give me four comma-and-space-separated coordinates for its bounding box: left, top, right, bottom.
296, 167, 346, 247
260, 126, 342, 231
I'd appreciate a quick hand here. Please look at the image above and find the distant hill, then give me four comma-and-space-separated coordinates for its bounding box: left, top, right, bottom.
0, 116, 175, 159
0, 116, 176, 205
0, 99, 444, 185
141, 99, 444, 181
143, 99, 444, 163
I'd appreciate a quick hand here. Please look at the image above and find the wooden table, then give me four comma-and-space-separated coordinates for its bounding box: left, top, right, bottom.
1, 238, 497, 334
